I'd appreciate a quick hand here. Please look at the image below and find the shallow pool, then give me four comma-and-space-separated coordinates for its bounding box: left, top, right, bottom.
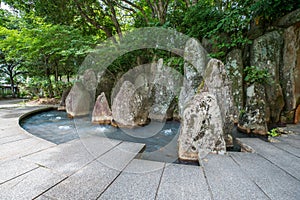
20, 109, 191, 164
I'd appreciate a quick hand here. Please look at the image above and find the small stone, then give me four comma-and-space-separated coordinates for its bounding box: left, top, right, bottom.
92, 92, 112, 124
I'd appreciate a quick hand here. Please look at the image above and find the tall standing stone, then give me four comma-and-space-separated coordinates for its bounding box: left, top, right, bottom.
178, 38, 208, 117
238, 83, 268, 135
178, 92, 226, 161
250, 31, 285, 123
149, 59, 182, 121
204, 59, 236, 146
92, 92, 112, 124
226, 49, 244, 115
66, 82, 91, 117
282, 24, 300, 121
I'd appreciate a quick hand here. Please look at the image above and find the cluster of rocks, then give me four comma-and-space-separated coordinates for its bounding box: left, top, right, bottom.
61, 9, 300, 163
225, 9, 300, 135
64, 59, 182, 128
178, 38, 236, 161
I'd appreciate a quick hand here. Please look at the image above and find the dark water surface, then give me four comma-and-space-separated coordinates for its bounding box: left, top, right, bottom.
20, 109, 192, 164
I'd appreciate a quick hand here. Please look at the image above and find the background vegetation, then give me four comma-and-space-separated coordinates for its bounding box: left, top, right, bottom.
0, 0, 299, 98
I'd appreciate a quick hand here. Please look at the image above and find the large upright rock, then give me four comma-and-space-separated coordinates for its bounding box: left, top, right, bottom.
111, 81, 148, 127
282, 24, 300, 119
66, 82, 91, 117
204, 59, 236, 146
95, 70, 116, 106
179, 38, 208, 117
226, 49, 244, 114
250, 31, 285, 123
82, 69, 97, 104
92, 92, 112, 124
149, 59, 182, 121
178, 92, 226, 161
238, 83, 268, 135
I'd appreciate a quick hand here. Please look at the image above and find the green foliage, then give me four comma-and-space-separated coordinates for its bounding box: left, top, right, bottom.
251, 0, 300, 24
183, 1, 252, 60
244, 66, 272, 85
22, 76, 72, 98
268, 128, 280, 137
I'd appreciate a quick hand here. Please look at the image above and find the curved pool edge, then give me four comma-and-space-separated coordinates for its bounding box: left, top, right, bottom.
18, 106, 59, 145
17, 106, 148, 153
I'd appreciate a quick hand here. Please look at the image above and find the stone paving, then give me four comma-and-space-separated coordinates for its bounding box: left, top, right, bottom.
0, 100, 299, 200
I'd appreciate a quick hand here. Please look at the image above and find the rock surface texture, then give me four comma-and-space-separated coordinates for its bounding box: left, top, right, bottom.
178, 92, 226, 161
282, 24, 300, 121
179, 38, 208, 117
238, 83, 268, 135
149, 59, 182, 121
111, 81, 148, 127
92, 92, 113, 124
225, 49, 244, 114
66, 82, 91, 117
204, 59, 236, 146
250, 31, 284, 123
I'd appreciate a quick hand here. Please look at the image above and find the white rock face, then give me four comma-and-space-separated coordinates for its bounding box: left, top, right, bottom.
66, 82, 91, 117
178, 38, 208, 118
178, 92, 226, 161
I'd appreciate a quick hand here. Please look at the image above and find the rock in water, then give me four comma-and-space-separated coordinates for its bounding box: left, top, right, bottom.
250, 31, 284, 123
238, 83, 268, 135
58, 88, 71, 111
204, 59, 236, 147
178, 92, 226, 161
66, 82, 91, 117
149, 59, 182, 121
92, 92, 112, 124
179, 38, 208, 117
111, 81, 147, 127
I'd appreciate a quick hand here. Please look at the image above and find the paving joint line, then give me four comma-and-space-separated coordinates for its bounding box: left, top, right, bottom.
229, 154, 272, 200
154, 162, 166, 200
256, 152, 300, 182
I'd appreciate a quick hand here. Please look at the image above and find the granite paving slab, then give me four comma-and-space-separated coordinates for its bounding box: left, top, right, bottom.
0, 167, 66, 199
0, 134, 29, 145
276, 135, 300, 149
22, 136, 121, 176
0, 137, 55, 161
97, 141, 145, 171
99, 159, 165, 200
237, 138, 300, 180
271, 142, 300, 158
231, 152, 300, 200
0, 158, 38, 184
203, 154, 269, 200
156, 163, 211, 200
40, 141, 145, 200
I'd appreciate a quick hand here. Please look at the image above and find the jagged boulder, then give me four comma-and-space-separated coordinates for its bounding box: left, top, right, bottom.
178, 92, 226, 161
238, 83, 268, 135
111, 81, 148, 127
66, 82, 91, 117
149, 59, 182, 121
179, 38, 208, 117
250, 31, 285, 123
204, 59, 236, 146
92, 92, 112, 124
